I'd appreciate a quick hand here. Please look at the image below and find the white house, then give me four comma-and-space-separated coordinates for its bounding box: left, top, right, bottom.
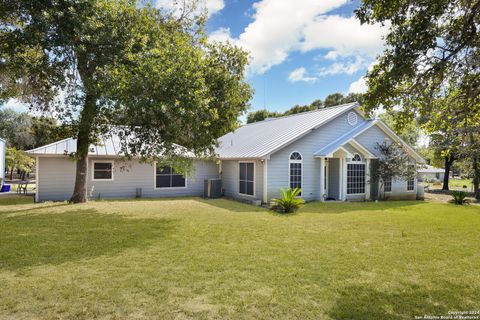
27, 103, 425, 203
418, 165, 445, 182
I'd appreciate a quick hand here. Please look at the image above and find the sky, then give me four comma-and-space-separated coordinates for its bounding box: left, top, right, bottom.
1, 0, 388, 115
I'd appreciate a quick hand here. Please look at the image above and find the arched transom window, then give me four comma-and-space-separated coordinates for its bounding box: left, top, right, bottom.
289, 152, 302, 194
352, 153, 362, 162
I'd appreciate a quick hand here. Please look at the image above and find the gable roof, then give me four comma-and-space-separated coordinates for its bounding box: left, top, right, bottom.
26, 134, 193, 157
216, 102, 359, 159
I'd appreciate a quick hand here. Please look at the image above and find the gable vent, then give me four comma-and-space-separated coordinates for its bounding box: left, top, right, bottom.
347, 111, 358, 126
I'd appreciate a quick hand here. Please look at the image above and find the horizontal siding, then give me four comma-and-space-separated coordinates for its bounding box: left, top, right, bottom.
221, 160, 263, 201
38, 157, 77, 201
267, 110, 366, 202
37, 157, 218, 201
356, 126, 418, 200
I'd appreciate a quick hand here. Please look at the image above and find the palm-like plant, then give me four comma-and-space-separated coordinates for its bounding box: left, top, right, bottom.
450, 191, 469, 205
271, 188, 305, 213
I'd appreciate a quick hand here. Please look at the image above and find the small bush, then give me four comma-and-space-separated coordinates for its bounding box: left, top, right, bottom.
271, 188, 305, 213
450, 191, 469, 205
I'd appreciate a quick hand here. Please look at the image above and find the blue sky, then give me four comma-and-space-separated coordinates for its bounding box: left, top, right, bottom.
1, 0, 387, 115
204, 0, 387, 113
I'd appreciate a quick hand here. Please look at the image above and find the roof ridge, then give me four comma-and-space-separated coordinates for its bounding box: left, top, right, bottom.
241, 102, 358, 127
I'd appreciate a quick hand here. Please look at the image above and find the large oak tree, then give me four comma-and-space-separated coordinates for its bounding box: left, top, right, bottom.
1, 0, 252, 202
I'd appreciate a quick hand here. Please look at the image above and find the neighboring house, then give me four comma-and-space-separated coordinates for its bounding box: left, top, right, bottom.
0, 138, 5, 188
418, 165, 445, 182
27, 103, 425, 203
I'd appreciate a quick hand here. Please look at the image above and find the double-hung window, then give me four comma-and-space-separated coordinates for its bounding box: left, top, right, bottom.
239, 162, 254, 196
347, 154, 365, 194
384, 177, 392, 193
407, 165, 415, 191
93, 161, 113, 180
156, 165, 186, 188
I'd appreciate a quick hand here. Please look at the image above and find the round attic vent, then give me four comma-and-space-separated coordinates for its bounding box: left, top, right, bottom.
347, 111, 358, 126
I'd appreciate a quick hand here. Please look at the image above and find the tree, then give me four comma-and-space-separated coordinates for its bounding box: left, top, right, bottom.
324, 93, 345, 107
370, 142, 417, 199
246, 109, 280, 124
0, 109, 34, 149
379, 110, 420, 146
356, 0, 480, 199
5, 147, 35, 180
283, 104, 316, 116
1, 0, 252, 203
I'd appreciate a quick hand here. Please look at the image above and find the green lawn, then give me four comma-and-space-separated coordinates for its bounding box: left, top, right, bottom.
0, 197, 479, 319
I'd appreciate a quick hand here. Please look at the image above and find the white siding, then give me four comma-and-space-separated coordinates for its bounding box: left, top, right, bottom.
36, 157, 218, 202
0, 139, 5, 187
267, 110, 366, 202
221, 159, 263, 201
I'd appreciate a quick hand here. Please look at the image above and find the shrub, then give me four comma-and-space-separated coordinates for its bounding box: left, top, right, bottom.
450, 191, 469, 205
271, 188, 305, 213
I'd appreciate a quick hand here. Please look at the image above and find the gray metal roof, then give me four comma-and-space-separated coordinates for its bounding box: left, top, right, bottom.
216, 102, 359, 159
26, 134, 193, 157
418, 165, 444, 173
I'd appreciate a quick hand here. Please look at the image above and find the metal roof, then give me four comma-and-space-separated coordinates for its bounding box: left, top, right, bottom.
216, 102, 359, 159
26, 134, 193, 157
418, 165, 444, 173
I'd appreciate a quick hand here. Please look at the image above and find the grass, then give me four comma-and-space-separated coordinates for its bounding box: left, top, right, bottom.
0, 197, 479, 319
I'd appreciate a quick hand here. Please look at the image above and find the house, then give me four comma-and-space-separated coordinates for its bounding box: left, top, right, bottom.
27, 103, 425, 203
418, 165, 445, 182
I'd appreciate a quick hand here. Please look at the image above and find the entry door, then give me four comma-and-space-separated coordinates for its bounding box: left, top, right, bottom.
324, 161, 329, 197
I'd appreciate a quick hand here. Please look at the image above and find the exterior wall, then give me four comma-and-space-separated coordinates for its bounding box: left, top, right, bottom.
36, 156, 218, 202
266, 110, 366, 202
221, 159, 264, 202
356, 125, 418, 200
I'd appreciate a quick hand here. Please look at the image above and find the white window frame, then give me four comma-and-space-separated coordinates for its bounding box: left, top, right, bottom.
153, 162, 188, 190
92, 160, 114, 181
288, 151, 303, 195
239, 161, 255, 197
346, 154, 366, 195
384, 176, 392, 193
406, 164, 416, 192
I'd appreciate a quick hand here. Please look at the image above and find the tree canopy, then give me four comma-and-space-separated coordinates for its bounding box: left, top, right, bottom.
1, 0, 252, 202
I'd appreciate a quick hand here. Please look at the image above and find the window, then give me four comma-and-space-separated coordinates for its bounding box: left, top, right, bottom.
347, 163, 365, 194
384, 177, 392, 192
155, 165, 186, 188
352, 153, 362, 162
407, 164, 415, 191
239, 162, 254, 196
289, 152, 302, 195
93, 161, 113, 180
407, 177, 415, 191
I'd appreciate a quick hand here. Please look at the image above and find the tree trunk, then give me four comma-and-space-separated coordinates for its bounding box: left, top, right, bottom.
70, 92, 97, 203
442, 156, 454, 191
473, 155, 480, 200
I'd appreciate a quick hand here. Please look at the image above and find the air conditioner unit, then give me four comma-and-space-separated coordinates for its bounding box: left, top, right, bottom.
204, 179, 222, 199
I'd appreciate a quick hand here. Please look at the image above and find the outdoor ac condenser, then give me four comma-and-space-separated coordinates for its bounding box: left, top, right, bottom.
204, 179, 222, 199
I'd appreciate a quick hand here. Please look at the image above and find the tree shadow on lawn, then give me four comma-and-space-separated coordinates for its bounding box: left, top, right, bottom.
300, 201, 425, 214
328, 282, 473, 320
0, 208, 176, 271
194, 198, 268, 213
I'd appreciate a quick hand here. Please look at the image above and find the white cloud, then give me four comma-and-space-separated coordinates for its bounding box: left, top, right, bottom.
318, 56, 367, 76
288, 67, 317, 83
348, 76, 367, 93
208, 1, 387, 75
0, 99, 29, 113
156, 0, 224, 17
208, 27, 234, 43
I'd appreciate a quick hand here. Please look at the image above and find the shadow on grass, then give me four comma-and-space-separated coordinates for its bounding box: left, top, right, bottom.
0, 208, 175, 270
300, 200, 425, 214
195, 198, 267, 213
0, 195, 35, 206
328, 283, 471, 320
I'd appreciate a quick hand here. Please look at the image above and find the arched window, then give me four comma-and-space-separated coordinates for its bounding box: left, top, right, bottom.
347, 153, 365, 194
289, 152, 302, 194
